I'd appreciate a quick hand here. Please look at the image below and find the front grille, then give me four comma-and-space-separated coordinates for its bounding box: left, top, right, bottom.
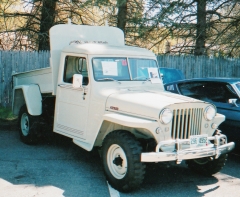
171, 108, 203, 139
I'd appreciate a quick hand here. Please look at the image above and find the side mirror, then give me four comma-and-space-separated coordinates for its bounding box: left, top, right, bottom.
228, 98, 239, 107
73, 74, 83, 88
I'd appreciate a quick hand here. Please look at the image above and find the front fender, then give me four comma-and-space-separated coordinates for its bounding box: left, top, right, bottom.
13, 84, 42, 116
103, 113, 157, 128
93, 112, 160, 148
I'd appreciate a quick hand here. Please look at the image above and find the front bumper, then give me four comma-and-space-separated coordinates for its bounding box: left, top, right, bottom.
141, 134, 235, 164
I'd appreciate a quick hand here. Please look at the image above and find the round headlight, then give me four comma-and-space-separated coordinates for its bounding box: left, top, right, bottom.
204, 105, 216, 121
160, 108, 173, 124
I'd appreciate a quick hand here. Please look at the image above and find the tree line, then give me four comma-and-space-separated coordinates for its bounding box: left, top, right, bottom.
0, 0, 240, 57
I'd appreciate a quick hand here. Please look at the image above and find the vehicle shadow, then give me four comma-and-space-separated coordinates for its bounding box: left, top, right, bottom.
127, 162, 219, 197
221, 153, 240, 179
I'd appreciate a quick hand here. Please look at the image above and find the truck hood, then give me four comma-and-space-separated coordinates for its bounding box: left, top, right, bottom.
106, 90, 200, 119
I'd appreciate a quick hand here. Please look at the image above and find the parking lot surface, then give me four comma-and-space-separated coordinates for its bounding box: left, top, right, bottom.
1, 125, 240, 197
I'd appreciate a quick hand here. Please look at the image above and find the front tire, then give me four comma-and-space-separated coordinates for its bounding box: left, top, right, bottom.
18, 105, 39, 145
102, 130, 146, 192
186, 154, 228, 176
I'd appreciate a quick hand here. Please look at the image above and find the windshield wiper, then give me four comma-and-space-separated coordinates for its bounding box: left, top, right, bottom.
98, 78, 121, 84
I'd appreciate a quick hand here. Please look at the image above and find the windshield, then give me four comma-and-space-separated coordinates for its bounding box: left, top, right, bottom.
92, 57, 159, 81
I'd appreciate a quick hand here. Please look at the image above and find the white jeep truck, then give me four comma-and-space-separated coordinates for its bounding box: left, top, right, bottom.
12, 22, 235, 192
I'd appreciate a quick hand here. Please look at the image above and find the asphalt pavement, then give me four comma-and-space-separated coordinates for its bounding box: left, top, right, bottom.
0, 125, 109, 197
1, 123, 240, 197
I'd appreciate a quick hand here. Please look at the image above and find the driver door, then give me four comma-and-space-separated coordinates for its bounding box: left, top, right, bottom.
54, 55, 89, 140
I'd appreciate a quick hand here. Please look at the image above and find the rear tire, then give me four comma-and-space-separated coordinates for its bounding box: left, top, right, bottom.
186, 154, 228, 176
18, 105, 39, 145
102, 130, 146, 192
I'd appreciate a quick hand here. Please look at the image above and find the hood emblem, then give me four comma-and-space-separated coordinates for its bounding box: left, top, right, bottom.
110, 106, 119, 110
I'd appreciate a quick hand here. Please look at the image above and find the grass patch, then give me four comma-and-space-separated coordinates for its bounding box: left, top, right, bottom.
0, 106, 17, 121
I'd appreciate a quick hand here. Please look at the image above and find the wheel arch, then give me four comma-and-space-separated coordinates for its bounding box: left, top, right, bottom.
13, 84, 42, 116
93, 113, 156, 147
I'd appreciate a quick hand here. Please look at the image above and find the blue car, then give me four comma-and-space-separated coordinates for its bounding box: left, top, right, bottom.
164, 77, 240, 150
159, 67, 185, 84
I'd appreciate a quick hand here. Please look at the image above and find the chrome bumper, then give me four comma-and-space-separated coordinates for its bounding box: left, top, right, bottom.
141, 134, 235, 164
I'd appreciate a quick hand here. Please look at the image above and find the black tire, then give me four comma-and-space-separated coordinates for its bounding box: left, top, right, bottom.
18, 105, 39, 145
186, 154, 228, 176
102, 130, 146, 192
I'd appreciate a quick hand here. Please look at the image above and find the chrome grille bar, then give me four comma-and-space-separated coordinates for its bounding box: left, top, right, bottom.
171, 108, 203, 139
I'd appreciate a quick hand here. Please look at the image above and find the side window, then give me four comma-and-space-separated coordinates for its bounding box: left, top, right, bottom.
203, 82, 226, 102
178, 82, 208, 100
179, 81, 239, 103
206, 83, 238, 103
63, 56, 88, 85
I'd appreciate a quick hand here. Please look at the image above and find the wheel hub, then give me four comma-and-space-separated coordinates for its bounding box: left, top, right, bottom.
113, 155, 123, 166
21, 113, 30, 136
107, 144, 127, 179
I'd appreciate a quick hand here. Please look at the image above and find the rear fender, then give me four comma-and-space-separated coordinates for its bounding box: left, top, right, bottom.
13, 84, 42, 116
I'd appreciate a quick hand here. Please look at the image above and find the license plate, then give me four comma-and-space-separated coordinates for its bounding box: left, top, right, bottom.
190, 134, 208, 147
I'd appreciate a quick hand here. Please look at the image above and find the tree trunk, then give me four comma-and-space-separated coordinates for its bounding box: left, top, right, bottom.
38, 0, 57, 51
117, 0, 128, 34
194, 0, 206, 56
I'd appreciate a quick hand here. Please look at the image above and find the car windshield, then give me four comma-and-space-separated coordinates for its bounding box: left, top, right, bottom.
92, 57, 159, 81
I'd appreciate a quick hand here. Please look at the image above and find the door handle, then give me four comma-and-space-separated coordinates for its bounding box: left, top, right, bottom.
58, 84, 85, 91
